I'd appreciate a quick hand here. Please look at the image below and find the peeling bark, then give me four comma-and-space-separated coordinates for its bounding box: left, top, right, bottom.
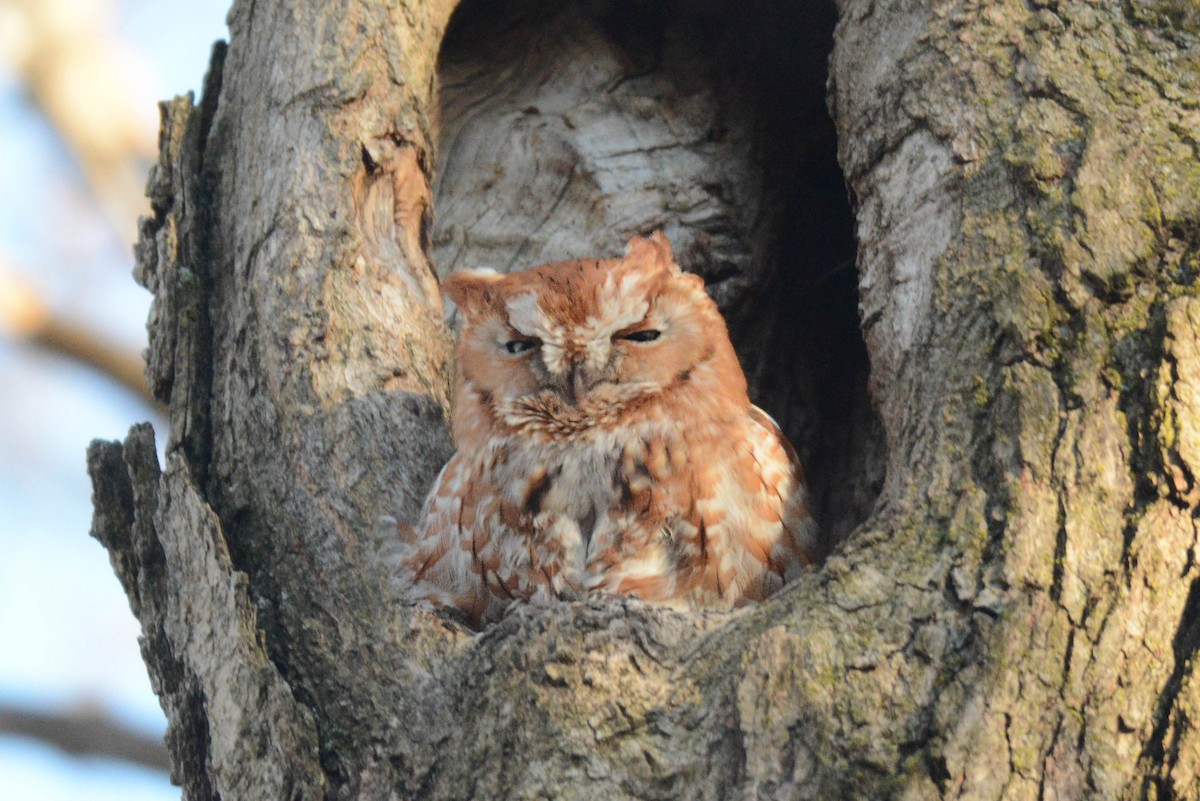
90, 1, 1199, 799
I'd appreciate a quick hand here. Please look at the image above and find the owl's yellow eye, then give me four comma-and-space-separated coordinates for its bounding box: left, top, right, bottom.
504, 338, 540, 355
615, 329, 661, 343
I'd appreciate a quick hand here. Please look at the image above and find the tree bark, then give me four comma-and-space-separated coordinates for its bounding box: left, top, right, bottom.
88, 1, 1200, 799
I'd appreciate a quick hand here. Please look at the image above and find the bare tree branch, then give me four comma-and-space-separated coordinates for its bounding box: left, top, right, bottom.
0, 702, 170, 773
0, 266, 159, 408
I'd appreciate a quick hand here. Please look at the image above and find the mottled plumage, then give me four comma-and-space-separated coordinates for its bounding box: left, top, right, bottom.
395, 232, 817, 625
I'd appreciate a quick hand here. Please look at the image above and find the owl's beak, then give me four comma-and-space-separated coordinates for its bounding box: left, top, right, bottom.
560, 357, 590, 406
572, 363, 589, 404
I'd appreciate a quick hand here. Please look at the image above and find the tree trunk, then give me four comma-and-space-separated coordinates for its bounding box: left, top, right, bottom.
87, 0, 1200, 799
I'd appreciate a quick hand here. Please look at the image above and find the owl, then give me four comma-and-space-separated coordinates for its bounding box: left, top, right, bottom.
394, 232, 817, 626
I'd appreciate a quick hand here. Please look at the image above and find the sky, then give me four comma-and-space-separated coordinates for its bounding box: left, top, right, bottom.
0, 1, 231, 799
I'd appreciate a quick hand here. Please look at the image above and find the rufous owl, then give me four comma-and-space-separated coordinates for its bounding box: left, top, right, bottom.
394, 232, 817, 626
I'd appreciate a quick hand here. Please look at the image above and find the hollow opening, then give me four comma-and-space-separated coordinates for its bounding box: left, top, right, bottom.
432, 0, 883, 549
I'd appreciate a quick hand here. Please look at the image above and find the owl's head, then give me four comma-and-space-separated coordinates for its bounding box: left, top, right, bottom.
444, 232, 748, 441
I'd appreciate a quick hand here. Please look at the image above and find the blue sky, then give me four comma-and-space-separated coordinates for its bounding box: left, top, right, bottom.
0, 1, 230, 798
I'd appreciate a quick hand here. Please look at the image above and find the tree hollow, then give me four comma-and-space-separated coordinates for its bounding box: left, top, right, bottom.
432, 0, 882, 548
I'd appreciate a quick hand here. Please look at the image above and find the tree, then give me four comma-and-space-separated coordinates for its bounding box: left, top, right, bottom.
87, 0, 1200, 798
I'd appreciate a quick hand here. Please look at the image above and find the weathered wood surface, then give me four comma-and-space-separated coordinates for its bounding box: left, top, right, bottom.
89, 0, 1200, 799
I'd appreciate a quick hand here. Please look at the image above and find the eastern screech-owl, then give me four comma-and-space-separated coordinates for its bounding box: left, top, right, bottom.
394, 232, 817, 625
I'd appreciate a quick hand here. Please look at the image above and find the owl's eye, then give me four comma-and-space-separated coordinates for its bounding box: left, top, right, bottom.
504, 338, 540, 355
616, 329, 662, 343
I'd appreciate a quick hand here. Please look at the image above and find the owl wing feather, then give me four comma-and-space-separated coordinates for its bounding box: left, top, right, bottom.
581, 406, 817, 610
395, 446, 600, 626
746, 404, 819, 582
393, 453, 502, 625
665, 406, 812, 604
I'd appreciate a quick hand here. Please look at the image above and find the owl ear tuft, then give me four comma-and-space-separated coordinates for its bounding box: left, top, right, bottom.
443, 269, 505, 319
624, 231, 679, 274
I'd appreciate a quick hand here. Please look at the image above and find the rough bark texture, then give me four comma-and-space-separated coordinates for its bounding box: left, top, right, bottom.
87, 1, 1199, 800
